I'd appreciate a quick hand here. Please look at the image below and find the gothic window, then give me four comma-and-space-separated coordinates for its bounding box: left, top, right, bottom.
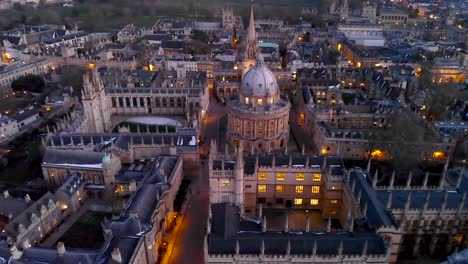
155, 98, 161, 107
132, 97, 137, 107
140, 97, 144, 107
146, 97, 151, 107
169, 98, 175, 107
125, 98, 130, 107
111, 97, 116, 107
162, 98, 167, 107
118, 97, 123, 107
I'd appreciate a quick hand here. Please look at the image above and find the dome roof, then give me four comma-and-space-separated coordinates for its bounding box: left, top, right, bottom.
240, 57, 278, 97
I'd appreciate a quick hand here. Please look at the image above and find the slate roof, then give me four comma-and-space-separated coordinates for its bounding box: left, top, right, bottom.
10, 106, 39, 123
161, 40, 185, 50
4, 192, 57, 237
349, 171, 396, 228
215, 154, 343, 175
43, 149, 105, 166
208, 204, 387, 256
45, 130, 198, 152
0, 35, 21, 46
377, 190, 467, 210
0, 194, 29, 220
8, 247, 99, 264
143, 34, 173, 41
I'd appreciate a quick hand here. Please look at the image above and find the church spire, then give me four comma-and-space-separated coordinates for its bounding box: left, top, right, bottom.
244, 0, 258, 61
247, 0, 256, 44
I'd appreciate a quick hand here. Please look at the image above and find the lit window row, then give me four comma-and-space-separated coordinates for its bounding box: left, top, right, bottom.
259, 185, 320, 193
261, 173, 322, 181
294, 198, 319, 205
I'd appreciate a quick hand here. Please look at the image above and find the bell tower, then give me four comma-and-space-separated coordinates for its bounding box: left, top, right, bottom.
82, 69, 111, 133
223, 5, 234, 33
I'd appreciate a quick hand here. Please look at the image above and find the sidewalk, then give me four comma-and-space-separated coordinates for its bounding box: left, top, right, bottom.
40, 202, 90, 247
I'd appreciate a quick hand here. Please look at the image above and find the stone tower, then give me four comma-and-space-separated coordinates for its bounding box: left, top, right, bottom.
341, 0, 349, 21
242, 0, 259, 77
82, 69, 111, 133
222, 5, 235, 33
330, 0, 337, 15
362, 1, 377, 23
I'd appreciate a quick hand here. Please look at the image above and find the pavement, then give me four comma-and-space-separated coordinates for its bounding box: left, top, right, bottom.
40, 202, 90, 247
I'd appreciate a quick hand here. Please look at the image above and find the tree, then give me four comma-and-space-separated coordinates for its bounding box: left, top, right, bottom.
192, 30, 209, 43
419, 66, 462, 120
11, 74, 45, 93
59, 65, 86, 97
366, 110, 425, 174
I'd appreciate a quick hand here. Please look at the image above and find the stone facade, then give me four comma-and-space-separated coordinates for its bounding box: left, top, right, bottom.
77, 68, 208, 134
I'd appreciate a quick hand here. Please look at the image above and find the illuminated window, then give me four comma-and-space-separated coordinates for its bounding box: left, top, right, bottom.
311, 186, 320, 193
258, 172, 267, 180
220, 180, 230, 187
310, 199, 319, 205
258, 184, 267, 192
455, 234, 464, 245
276, 185, 285, 192
330, 199, 338, 204
296, 173, 304, 181
295, 185, 304, 193
245, 97, 250, 104
276, 173, 285, 181
294, 198, 303, 205
313, 173, 321, 182
257, 99, 263, 106
120, 185, 124, 192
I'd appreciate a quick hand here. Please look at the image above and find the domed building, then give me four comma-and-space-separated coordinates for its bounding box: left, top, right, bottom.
227, 55, 290, 152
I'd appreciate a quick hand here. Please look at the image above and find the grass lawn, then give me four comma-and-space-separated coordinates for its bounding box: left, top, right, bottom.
56, 211, 112, 250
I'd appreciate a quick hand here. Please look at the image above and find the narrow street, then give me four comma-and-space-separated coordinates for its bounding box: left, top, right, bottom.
162, 96, 224, 264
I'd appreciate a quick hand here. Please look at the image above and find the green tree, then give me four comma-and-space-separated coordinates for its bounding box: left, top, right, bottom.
11, 74, 45, 93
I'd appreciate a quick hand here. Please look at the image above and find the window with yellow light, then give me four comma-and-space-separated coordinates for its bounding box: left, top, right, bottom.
258, 172, 267, 180
310, 199, 319, 205
276, 185, 285, 192
295, 185, 304, 193
432, 151, 445, 159
311, 186, 320, 193
258, 184, 267, 192
276, 173, 285, 181
296, 173, 304, 181
330, 199, 338, 204
313, 173, 321, 182
294, 198, 303, 205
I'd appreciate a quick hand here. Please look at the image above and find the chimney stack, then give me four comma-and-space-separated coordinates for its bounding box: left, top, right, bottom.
111, 248, 122, 263
57, 242, 66, 256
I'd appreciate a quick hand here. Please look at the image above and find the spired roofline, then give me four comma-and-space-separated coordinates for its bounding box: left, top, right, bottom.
247, 0, 256, 44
